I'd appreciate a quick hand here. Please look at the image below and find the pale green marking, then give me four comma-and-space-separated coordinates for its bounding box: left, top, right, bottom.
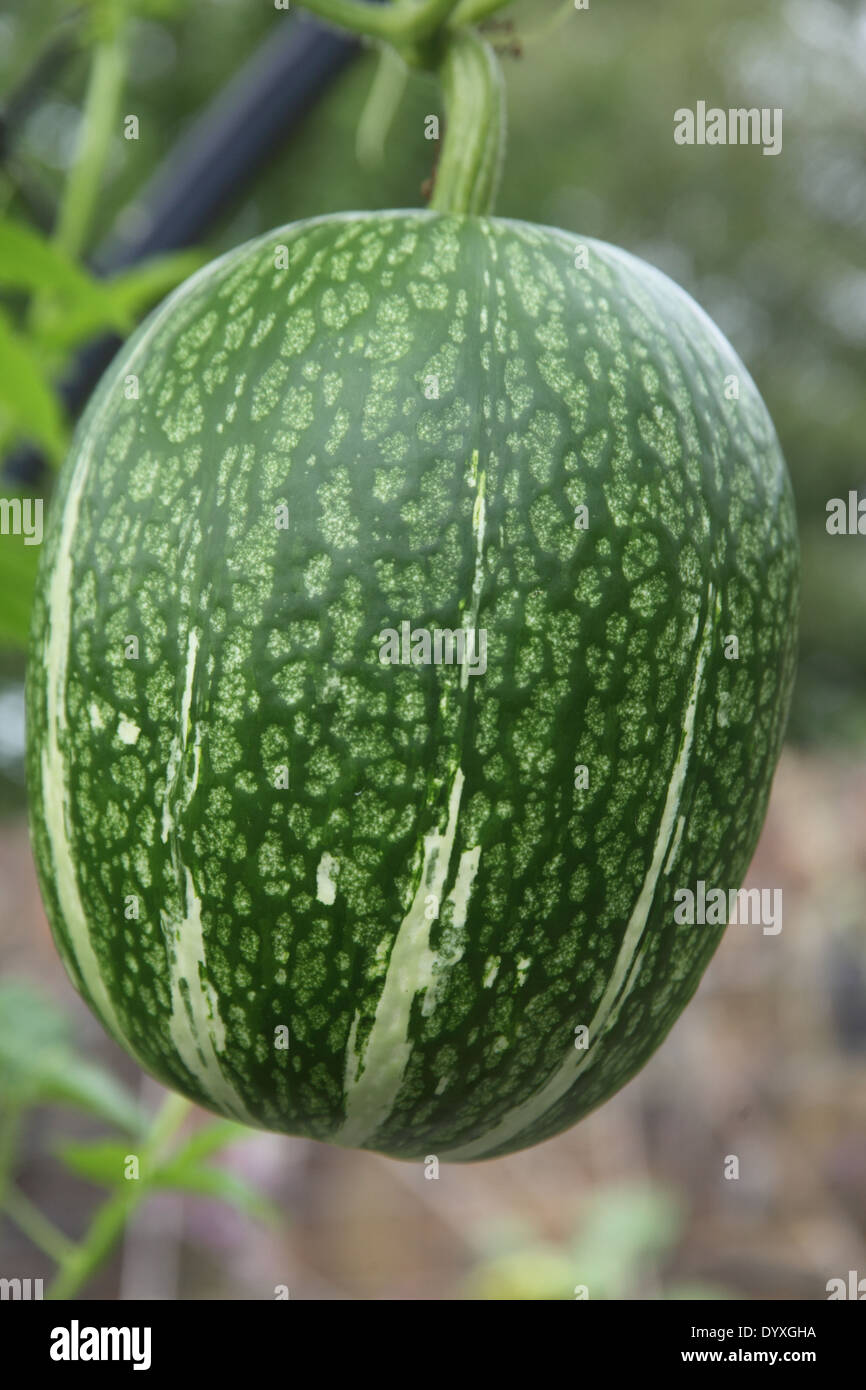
421, 844, 481, 1018
663, 813, 686, 876
461, 463, 487, 692
158, 626, 255, 1120
482, 956, 500, 988
161, 629, 199, 844
337, 767, 469, 1148
36, 290, 205, 1059
41, 429, 131, 1045
117, 716, 140, 746
316, 852, 339, 905
443, 583, 717, 1161
160, 867, 257, 1124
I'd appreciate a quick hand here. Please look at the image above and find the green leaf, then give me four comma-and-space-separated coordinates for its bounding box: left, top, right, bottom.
56, 1139, 133, 1186
0, 982, 146, 1135
0, 220, 148, 352
0, 982, 67, 1099
152, 1158, 280, 1224
166, 1119, 254, 1167
0, 524, 41, 650
0, 308, 68, 461
568, 1183, 682, 1299
0, 221, 199, 352
571, 1183, 682, 1267
27, 301, 125, 354
103, 250, 203, 319
38, 1057, 147, 1137
0, 218, 115, 309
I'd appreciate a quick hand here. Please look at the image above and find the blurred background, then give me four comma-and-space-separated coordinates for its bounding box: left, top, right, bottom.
1, 0, 865, 1299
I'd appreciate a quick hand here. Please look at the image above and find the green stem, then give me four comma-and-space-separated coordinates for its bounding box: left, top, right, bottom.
0, 1104, 21, 1207
48, 1186, 138, 1300
356, 45, 409, 170
450, 0, 514, 26
2, 1188, 76, 1264
429, 29, 505, 215
145, 1091, 192, 1154
47, 1092, 191, 1301
516, 0, 579, 46
297, 0, 461, 44
53, 25, 128, 260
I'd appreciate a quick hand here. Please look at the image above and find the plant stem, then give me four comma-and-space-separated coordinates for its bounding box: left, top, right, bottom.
450, 0, 515, 25
297, 0, 462, 44
429, 29, 505, 215
146, 1091, 192, 1155
0, 1104, 21, 1207
48, 1185, 139, 1300
53, 25, 127, 260
47, 1091, 191, 1300
516, 0, 579, 47
356, 45, 409, 170
2, 1187, 76, 1264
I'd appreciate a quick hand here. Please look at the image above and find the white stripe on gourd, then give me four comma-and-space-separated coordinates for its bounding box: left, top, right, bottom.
159, 627, 256, 1123
41, 429, 132, 1047
421, 843, 482, 1018
443, 585, 717, 1160
337, 767, 479, 1148
38, 283, 214, 1057
338, 449, 489, 1147
461, 459, 486, 691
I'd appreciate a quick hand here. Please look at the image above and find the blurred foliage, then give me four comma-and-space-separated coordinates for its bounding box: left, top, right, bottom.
0, 0, 864, 785
0, 979, 146, 1133
462, 1182, 734, 1299
0, 979, 281, 1296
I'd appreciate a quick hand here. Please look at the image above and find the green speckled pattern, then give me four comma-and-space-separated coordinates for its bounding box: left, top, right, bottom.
26, 212, 799, 1161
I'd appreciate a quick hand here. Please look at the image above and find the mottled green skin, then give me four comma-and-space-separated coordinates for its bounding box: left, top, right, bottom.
27, 213, 798, 1160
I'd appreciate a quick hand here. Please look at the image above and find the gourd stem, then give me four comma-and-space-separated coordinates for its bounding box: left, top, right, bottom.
429, 29, 505, 216
296, 0, 509, 215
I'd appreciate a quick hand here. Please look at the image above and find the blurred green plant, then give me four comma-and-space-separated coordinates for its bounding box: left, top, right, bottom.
461, 1183, 734, 1300
0, 221, 200, 651
0, 0, 202, 654
0, 980, 280, 1298
5, 18, 260, 1173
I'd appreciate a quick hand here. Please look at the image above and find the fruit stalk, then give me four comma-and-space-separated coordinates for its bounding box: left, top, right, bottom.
430, 28, 505, 214
295, 0, 509, 214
